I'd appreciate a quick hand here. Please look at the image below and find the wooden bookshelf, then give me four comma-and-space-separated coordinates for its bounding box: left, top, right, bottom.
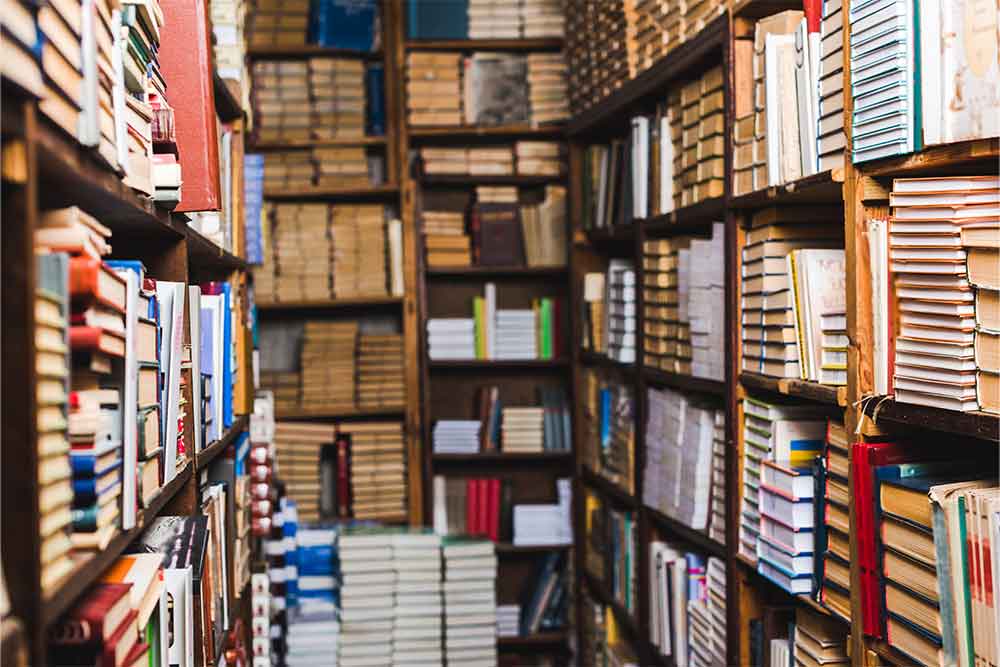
256, 296, 403, 311
262, 184, 400, 200
249, 136, 388, 150
729, 168, 845, 209
497, 631, 570, 647
739, 372, 847, 407
246, 44, 383, 59
419, 174, 565, 187
274, 407, 405, 421
428, 358, 570, 370
409, 124, 565, 140
196, 415, 251, 471
425, 264, 569, 278
432, 451, 574, 464
405, 38, 564, 52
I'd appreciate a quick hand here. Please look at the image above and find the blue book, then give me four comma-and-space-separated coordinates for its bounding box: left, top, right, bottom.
243, 154, 265, 265
104, 259, 145, 282
69, 455, 122, 478
309, 0, 377, 50
221, 283, 233, 428
365, 63, 385, 136
234, 432, 250, 476
72, 471, 121, 507
407, 0, 468, 39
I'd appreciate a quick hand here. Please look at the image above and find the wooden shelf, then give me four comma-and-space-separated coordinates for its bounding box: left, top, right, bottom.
579, 349, 635, 375
428, 358, 569, 370
409, 124, 565, 140
263, 184, 399, 200
426, 264, 568, 278
581, 468, 637, 508
498, 631, 570, 648
257, 296, 403, 311
405, 38, 563, 52
432, 451, 573, 464
40, 462, 193, 627
864, 398, 999, 443
645, 506, 726, 559
566, 14, 726, 136
213, 71, 243, 122
640, 197, 726, 236
584, 225, 636, 245
247, 45, 383, 59
740, 372, 847, 407
495, 543, 573, 555
186, 226, 246, 273
276, 407, 405, 421
420, 174, 564, 187
868, 640, 924, 667
857, 137, 1000, 177
196, 415, 249, 471
735, 555, 848, 626
729, 169, 845, 210
642, 367, 727, 397
249, 137, 387, 150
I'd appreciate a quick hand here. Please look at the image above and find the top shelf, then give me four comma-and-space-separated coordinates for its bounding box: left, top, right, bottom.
405, 38, 563, 52
247, 45, 383, 59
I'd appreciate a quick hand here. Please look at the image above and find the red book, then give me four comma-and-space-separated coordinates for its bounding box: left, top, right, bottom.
478, 478, 490, 537
69, 257, 127, 313
335, 433, 351, 518
487, 478, 501, 542
50, 582, 133, 646
122, 641, 150, 667
70, 326, 126, 357
465, 479, 478, 535
158, 0, 221, 212
98, 609, 139, 667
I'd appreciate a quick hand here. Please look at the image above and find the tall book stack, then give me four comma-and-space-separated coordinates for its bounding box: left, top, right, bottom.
209, 0, 248, 96
678, 66, 724, 206
624, 0, 671, 77
818, 0, 846, 171
819, 311, 848, 386
964, 219, 1000, 414
357, 333, 403, 409
392, 531, 443, 665
442, 538, 498, 667
338, 529, 394, 666
740, 208, 842, 379
331, 204, 386, 298
273, 422, 332, 521
253, 203, 330, 303
689, 222, 726, 381
405, 52, 462, 127
527, 53, 569, 124
35, 253, 75, 592
310, 58, 365, 140
468, 1, 519, 38
262, 151, 314, 190
888, 176, 1000, 412
738, 396, 827, 563
643, 387, 720, 534
313, 146, 370, 188
420, 147, 470, 175
471, 146, 514, 176
32, 0, 77, 141
247, 0, 308, 46
608, 259, 637, 363
285, 527, 339, 665
423, 210, 471, 268
522, 0, 564, 37
338, 421, 406, 521
757, 458, 816, 595
818, 420, 851, 619
261, 371, 300, 412
427, 318, 476, 360
494, 309, 537, 360
299, 321, 357, 412
516, 141, 564, 176
432, 420, 481, 454
709, 410, 726, 545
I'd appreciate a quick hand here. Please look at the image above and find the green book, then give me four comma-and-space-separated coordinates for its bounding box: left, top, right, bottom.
473, 297, 485, 360
541, 298, 553, 360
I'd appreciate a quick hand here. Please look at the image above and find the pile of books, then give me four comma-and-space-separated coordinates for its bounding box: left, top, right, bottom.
643, 387, 722, 535
522, 0, 564, 37
339, 421, 406, 521
338, 528, 394, 665
357, 333, 404, 409
442, 538, 498, 666
515, 141, 564, 176
331, 204, 387, 298
513, 478, 572, 546
787, 248, 847, 384
405, 52, 462, 126
527, 53, 569, 123
261, 370, 300, 412
427, 318, 476, 360
689, 222, 726, 380
820, 311, 848, 386
757, 458, 817, 595
581, 272, 606, 353
247, 0, 309, 46
580, 369, 636, 495
500, 406, 544, 453
424, 208, 472, 268
272, 422, 331, 521
300, 321, 358, 412
740, 207, 843, 379
286, 527, 340, 665
420, 146, 516, 176
497, 604, 520, 638
677, 66, 724, 207
392, 531, 444, 665
608, 259, 637, 363
817, 419, 851, 619
432, 420, 481, 455
792, 609, 848, 667
494, 308, 538, 360
262, 147, 372, 191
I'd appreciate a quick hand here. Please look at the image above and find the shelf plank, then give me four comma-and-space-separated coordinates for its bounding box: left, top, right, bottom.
41, 463, 194, 627
405, 38, 563, 52
432, 451, 573, 464
567, 15, 726, 136
426, 264, 568, 278
584, 225, 636, 245
643, 367, 727, 397
186, 226, 246, 273
276, 407, 405, 421
419, 174, 564, 187
257, 296, 403, 311
740, 372, 847, 407
263, 184, 399, 200
409, 124, 565, 140
429, 359, 569, 370
640, 197, 726, 236
249, 137, 387, 150
645, 506, 726, 558
582, 572, 641, 639
196, 415, 249, 470
864, 398, 999, 442
579, 349, 635, 375
495, 543, 573, 555
735, 554, 849, 625
729, 169, 845, 210
581, 468, 638, 508
858, 138, 1000, 177
248, 45, 382, 59
498, 632, 570, 649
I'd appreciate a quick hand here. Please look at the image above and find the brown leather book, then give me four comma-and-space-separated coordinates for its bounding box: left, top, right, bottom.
472, 203, 525, 266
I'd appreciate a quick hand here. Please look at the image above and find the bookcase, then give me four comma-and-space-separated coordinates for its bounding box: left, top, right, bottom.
1, 72, 254, 663
563, 2, 1000, 667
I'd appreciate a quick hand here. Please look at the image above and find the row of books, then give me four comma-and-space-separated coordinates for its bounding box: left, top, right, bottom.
580, 369, 636, 496
404, 51, 568, 127
644, 387, 726, 544
419, 141, 565, 177
868, 175, 999, 414
272, 420, 407, 523
422, 185, 568, 269
431, 476, 572, 547
739, 206, 846, 382
252, 204, 404, 304
756, 607, 849, 667
581, 260, 636, 363
406, 0, 564, 39
565, 0, 725, 115
582, 589, 637, 665
260, 147, 385, 191
246, 0, 379, 49
585, 492, 638, 615
648, 548, 727, 667
512, 552, 570, 637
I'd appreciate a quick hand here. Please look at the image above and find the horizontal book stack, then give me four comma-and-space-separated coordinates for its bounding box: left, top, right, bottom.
522, 0, 563, 37
740, 207, 843, 379
689, 222, 726, 381
527, 53, 569, 124
624, 0, 674, 77
405, 52, 462, 126
678, 66, 724, 207
468, 0, 520, 39
497, 604, 520, 638
888, 176, 1000, 412
443, 538, 498, 667
818, 419, 851, 620
500, 407, 544, 453
513, 478, 572, 546
420, 146, 517, 175
261, 371, 300, 412
262, 151, 314, 190
520, 186, 568, 267
738, 396, 827, 564
262, 147, 373, 190
581, 368, 636, 495
427, 318, 476, 360
300, 321, 358, 412
516, 141, 564, 176
792, 608, 848, 667
330, 204, 387, 298
393, 531, 445, 666
965, 223, 1000, 414
608, 259, 636, 363
356, 333, 404, 409
338, 421, 406, 521
493, 308, 538, 360
819, 311, 848, 386
273, 421, 332, 521
337, 528, 393, 666
423, 210, 471, 268
757, 458, 817, 595
432, 420, 481, 454
209, 0, 248, 92
252, 203, 331, 302
644, 387, 722, 535
246, 0, 308, 46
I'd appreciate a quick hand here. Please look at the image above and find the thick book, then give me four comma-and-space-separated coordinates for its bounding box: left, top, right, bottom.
50, 582, 132, 645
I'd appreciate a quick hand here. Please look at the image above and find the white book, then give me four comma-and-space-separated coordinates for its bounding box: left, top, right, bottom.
113, 267, 139, 530
188, 285, 202, 454
156, 281, 186, 481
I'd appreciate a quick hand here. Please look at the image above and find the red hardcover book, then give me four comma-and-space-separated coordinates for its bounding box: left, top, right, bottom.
157, 0, 221, 212
487, 478, 501, 542
122, 641, 151, 667
477, 477, 490, 537
335, 433, 351, 518
49, 582, 133, 646
70, 325, 126, 357
69, 257, 127, 313
99, 609, 139, 667
466, 479, 478, 535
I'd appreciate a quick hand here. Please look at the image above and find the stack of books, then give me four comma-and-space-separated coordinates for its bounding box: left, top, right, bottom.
608, 259, 637, 363
356, 333, 404, 409
251, 573, 272, 664
500, 406, 544, 453
339, 421, 406, 521
471, 147, 515, 175
643, 387, 720, 534
427, 318, 476, 360
527, 53, 569, 124
494, 309, 537, 360
261, 370, 300, 412
300, 321, 358, 412
338, 528, 394, 666
425, 229, 472, 268
253, 203, 331, 303
443, 538, 498, 667
313, 146, 371, 188
209, 0, 248, 97
273, 422, 331, 521
738, 396, 827, 564
818, 419, 851, 620
965, 221, 1000, 414
689, 223, 726, 380
678, 66, 724, 206
757, 459, 816, 595
331, 204, 387, 298
468, 1, 520, 38
516, 141, 564, 176
741, 208, 843, 379
793, 608, 849, 667
643, 238, 681, 372
581, 370, 636, 495
405, 52, 462, 127
818, 0, 846, 171
35, 253, 74, 592
310, 58, 367, 140
624, 0, 671, 77
709, 410, 726, 545
432, 420, 481, 455
497, 604, 520, 638
286, 527, 340, 665
513, 478, 572, 546
392, 531, 444, 665
263, 151, 314, 190
522, 0, 564, 37
788, 249, 847, 383
247, 0, 309, 46
820, 311, 848, 386
476, 185, 517, 204
420, 147, 470, 175
889, 176, 1000, 411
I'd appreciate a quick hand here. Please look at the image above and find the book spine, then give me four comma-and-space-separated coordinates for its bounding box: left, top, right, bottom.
465, 478, 477, 535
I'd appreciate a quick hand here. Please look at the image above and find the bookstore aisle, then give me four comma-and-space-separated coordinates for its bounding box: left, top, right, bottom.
3, 0, 1000, 666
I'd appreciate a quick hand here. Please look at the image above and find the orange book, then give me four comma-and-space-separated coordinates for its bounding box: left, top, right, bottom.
69, 257, 127, 313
